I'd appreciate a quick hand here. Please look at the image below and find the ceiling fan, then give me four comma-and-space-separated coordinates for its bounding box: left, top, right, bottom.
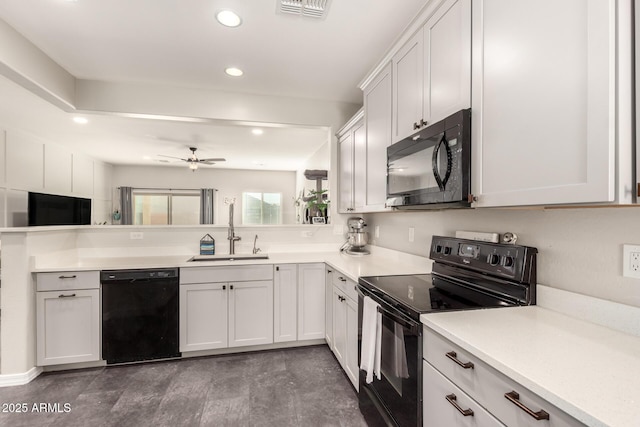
158, 147, 226, 171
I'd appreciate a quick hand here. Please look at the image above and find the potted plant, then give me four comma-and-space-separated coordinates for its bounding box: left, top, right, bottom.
305, 189, 330, 223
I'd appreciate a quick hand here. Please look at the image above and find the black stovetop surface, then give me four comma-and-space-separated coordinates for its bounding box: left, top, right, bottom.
358, 273, 516, 320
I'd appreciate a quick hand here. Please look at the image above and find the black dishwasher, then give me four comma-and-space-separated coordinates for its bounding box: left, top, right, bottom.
101, 268, 180, 364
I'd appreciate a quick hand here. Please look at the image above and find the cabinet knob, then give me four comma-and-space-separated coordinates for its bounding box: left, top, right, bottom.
230, 284, 234, 290
419, 119, 427, 128
276, 266, 280, 271
223, 285, 226, 290
413, 122, 420, 130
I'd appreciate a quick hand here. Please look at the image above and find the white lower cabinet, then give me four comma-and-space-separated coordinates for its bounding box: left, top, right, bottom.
424, 361, 503, 427
423, 327, 584, 427
36, 271, 101, 366
179, 265, 273, 352
331, 270, 359, 391
297, 263, 325, 341
179, 283, 228, 352
324, 266, 334, 348
273, 264, 298, 343
273, 263, 326, 343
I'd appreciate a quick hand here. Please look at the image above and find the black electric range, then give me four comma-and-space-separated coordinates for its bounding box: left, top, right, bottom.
357, 235, 538, 427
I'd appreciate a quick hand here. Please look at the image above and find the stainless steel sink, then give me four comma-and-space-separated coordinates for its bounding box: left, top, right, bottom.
187, 254, 269, 262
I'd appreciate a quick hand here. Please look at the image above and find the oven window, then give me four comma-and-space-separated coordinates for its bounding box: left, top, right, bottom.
370, 314, 419, 426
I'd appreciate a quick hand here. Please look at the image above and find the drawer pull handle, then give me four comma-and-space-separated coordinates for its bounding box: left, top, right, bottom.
504, 391, 550, 421
58, 275, 77, 279
445, 394, 474, 417
446, 351, 474, 369
58, 293, 76, 298
338, 277, 347, 282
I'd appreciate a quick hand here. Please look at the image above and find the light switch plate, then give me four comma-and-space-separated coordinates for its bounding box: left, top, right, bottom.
130, 232, 143, 240
622, 244, 640, 278
408, 227, 415, 243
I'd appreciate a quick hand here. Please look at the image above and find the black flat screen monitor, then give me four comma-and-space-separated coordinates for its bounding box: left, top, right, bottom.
28, 192, 91, 226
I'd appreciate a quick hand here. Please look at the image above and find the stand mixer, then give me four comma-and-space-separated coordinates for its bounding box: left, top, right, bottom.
340, 217, 370, 255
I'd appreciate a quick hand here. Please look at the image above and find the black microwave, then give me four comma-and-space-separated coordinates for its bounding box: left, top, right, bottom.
386, 109, 471, 209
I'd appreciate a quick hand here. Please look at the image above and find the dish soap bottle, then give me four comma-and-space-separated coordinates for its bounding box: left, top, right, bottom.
200, 234, 215, 255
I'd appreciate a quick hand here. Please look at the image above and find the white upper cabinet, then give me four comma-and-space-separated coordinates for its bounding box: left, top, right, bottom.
392, 0, 471, 143
472, 0, 625, 207
337, 110, 364, 213
44, 144, 72, 194
362, 62, 393, 211
424, 0, 471, 126
6, 131, 44, 191
393, 31, 424, 143
72, 153, 94, 197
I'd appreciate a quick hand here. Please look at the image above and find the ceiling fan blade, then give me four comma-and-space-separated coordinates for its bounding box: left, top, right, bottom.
157, 154, 188, 161
198, 158, 226, 162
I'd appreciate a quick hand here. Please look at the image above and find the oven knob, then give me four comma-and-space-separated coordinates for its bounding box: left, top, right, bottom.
488, 254, 500, 265
435, 245, 443, 253
503, 256, 514, 267
443, 246, 452, 255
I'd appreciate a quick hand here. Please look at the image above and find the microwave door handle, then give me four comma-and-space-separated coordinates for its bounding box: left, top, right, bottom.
432, 135, 453, 191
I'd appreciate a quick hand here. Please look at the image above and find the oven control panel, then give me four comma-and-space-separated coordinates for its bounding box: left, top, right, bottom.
430, 236, 537, 283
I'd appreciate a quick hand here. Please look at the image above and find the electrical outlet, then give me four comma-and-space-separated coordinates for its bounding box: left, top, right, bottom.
375, 225, 380, 238
622, 244, 640, 278
408, 227, 415, 243
130, 232, 143, 240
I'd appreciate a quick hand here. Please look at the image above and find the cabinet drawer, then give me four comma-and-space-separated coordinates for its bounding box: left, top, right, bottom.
36, 271, 99, 291
332, 271, 358, 301
424, 361, 504, 427
180, 265, 273, 284
424, 327, 585, 427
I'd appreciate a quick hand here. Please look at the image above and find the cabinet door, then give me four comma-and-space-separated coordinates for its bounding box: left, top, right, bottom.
338, 132, 354, 213
36, 289, 100, 366
228, 280, 274, 347
363, 62, 393, 211
179, 283, 228, 352
274, 264, 298, 343
423, 0, 471, 125
297, 263, 325, 341
424, 361, 504, 427
324, 267, 334, 347
472, 0, 616, 207
332, 287, 347, 366
345, 296, 359, 391
392, 30, 424, 143
352, 120, 367, 212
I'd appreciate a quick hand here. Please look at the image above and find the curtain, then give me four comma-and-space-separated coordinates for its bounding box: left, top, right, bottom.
200, 188, 215, 224
120, 186, 133, 225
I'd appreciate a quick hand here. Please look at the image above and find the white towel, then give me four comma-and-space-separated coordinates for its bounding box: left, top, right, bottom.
360, 296, 382, 384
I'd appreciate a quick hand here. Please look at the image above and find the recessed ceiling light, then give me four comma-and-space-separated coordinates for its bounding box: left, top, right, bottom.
252, 129, 264, 135
73, 117, 88, 124
225, 67, 244, 77
216, 10, 242, 27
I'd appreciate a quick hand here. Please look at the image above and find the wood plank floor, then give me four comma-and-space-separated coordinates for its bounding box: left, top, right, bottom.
0, 345, 367, 427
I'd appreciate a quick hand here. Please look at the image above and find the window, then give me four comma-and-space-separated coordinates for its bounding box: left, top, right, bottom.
133, 190, 200, 225
242, 192, 282, 225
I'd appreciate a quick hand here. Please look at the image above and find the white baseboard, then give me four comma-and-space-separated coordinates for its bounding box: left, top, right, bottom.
0, 366, 42, 387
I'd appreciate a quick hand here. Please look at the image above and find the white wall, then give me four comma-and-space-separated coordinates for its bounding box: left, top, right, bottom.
112, 165, 297, 225
365, 207, 640, 308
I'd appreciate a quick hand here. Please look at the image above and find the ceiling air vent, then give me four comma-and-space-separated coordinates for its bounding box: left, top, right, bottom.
277, 0, 331, 19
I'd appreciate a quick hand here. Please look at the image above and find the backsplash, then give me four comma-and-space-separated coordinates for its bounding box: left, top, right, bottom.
365, 207, 640, 308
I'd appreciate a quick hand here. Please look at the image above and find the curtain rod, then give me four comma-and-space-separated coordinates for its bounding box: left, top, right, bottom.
117, 187, 218, 191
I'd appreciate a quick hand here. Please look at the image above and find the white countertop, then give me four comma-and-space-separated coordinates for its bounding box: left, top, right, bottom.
31, 246, 432, 282
421, 305, 640, 427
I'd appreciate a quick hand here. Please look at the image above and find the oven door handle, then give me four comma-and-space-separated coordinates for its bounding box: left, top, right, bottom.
432, 134, 452, 191
358, 286, 421, 333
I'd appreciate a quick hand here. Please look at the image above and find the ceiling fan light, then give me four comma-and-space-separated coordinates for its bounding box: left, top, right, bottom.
189, 163, 199, 171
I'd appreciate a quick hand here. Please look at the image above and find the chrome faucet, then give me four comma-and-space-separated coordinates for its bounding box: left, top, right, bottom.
227, 201, 241, 254
252, 235, 261, 254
